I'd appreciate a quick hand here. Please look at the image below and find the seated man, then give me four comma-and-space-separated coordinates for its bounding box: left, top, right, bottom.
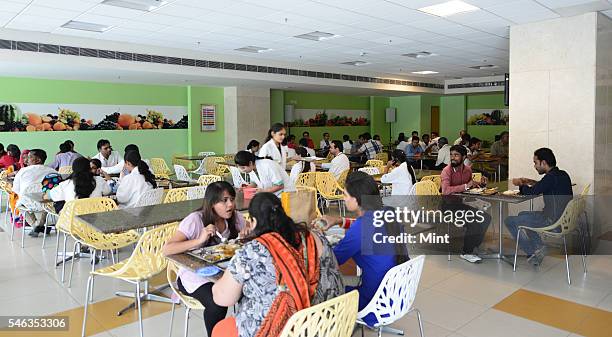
434, 137, 451, 169
13, 149, 57, 236
355, 133, 381, 162
405, 136, 424, 167
327, 140, 350, 180
505, 148, 572, 266
441, 145, 491, 263
92, 139, 122, 168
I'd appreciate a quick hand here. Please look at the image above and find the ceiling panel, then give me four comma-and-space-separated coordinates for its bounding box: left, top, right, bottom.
34, 0, 100, 12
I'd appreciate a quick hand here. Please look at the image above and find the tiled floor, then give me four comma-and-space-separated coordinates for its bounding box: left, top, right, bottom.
0, 207, 610, 337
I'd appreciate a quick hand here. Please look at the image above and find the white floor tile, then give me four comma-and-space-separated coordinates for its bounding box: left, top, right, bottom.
432, 271, 519, 307
411, 288, 488, 331
457, 309, 570, 337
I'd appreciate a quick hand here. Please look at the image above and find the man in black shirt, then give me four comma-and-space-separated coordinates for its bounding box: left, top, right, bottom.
505, 148, 573, 266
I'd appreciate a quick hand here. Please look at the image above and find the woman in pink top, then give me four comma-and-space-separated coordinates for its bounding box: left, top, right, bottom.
163, 181, 248, 337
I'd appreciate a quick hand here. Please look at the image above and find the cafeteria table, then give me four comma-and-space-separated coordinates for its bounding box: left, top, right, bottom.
454, 191, 539, 264
75, 189, 251, 315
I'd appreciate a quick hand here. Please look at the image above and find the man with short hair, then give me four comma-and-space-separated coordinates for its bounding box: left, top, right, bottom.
465, 137, 482, 166
491, 131, 509, 158
453, 129, 466, 145
435, 137, 451, 169
327, 140, 350, 180
441, 145, 491, 263
298, 138, 316, 157
319, 132, 331, 150
13, 149, 57, 236
92, 139, 121, 167
302, 131, 315, 150
356, 133, 381, 161
505, 148, 572, 266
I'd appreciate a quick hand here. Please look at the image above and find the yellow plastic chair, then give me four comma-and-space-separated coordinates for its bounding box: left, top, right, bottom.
82, 222, 178, 337
337, 169, 350, 189
295, 172, 317, 189
150, 158, 172, 179
223, 153, 236, 163
315, 172, 345, 216
513, 197, 587, 285
164, 187, 188, 203
197, 174, 222, 187
279, 290, 359, 337
65, 198, 141, 287
420, 175, 441, 191
365, 159, 384, 169
167, 260, 204, 337
204, 156, 227, 176
172, 153, 195, 171
414, 180, 440, 196
375, 152, 388, 163
58, 166, 73, 174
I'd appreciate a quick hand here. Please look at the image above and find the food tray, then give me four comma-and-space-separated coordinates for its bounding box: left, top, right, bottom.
187, 243, 242, 264
465, 187, 498, 196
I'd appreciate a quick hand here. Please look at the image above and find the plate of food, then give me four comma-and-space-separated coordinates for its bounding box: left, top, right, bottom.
502, 190, 520, 196
188, 243, 242, 264
466, 187, 498, 195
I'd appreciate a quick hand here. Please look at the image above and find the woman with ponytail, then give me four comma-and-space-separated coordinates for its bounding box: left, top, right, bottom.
258, 123, 290, 170
211, 192, 343, 337
380, 149, 417, 195
116, 150, 156, 208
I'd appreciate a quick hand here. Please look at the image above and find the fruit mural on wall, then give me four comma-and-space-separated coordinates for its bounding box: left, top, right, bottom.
288, 111, 369, 127
0, 104, 188, 132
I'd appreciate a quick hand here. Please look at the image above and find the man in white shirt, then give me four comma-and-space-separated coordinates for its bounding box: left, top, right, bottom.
319, 132, 331, 150
435, 137, 452, 168
101, 144, 142, 175
92, 139, 121, 168
327, 141, 350, 180
13, 149, 57, 236
453, 130, 466, 145
235, 151, 291, 196
342, 135, 353, 155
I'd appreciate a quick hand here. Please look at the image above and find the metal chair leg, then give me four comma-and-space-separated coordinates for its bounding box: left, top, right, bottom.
42, 214, 49, 249
89, 249, 96, 302
136, 281, 144, 337
562, 235, 571, 285
21, 214, 27, 248
580, 230, 587, 274
184, 307, 191, 337
415, 308, 425, 337
168, 302, 175, 337
81, 275, 93, 337
9, 209, 15, 241
68, 241, 79, 288
54, 232, 61, 265
61, 233, 68, 283
513, 229, 521, 272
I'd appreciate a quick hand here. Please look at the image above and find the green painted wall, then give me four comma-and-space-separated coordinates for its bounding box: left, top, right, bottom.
187, 86, 225, 155
284, 91, 370, 110
440, 95, 466, 141
0, 76, 186, 105
0, 77, 225, 164
287, 126, 370, 147
389, 96, 421, 140
270, 89, 284, 124
466, 93, 507, 143
420, 94, 440, 135
370, 96, 391, 143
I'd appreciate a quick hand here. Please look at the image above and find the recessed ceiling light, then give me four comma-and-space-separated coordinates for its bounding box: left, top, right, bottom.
469, 65, 498, 70
294, 31, 339, 41
235, 46, 272, 53
403, 51, 438, 59
61, 20, 111, 32
418, 0, 479, 17
341, 61, 370, 66
101, 0, 165, 12
412, 70, 439, 75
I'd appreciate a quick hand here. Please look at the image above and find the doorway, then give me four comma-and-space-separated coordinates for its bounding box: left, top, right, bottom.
430, 106, 440, 134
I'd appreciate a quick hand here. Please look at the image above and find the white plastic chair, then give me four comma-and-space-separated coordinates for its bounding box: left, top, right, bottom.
228, 165, 247, 188
14, 183, 45, 248
173, 165, 195, 183
186, 186, 207, 200
191, 152, 216, 176
358, 167, 380, 175
356, 255, 426, 337
133, 188, 165, 208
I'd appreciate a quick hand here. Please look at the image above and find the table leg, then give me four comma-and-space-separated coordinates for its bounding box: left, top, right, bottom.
115, 281, 172, 316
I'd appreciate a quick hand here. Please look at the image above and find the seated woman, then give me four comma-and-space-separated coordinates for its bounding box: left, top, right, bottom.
163, 181, 248, 337
288, 146, 316, 187
44, 157, 112, 223
115, 151, 156, 208
234, 151, 291, 197
317, 171, 409, 327
381, 149, 417, 195
0, 144, 20, 169
211, 192, 344, 337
